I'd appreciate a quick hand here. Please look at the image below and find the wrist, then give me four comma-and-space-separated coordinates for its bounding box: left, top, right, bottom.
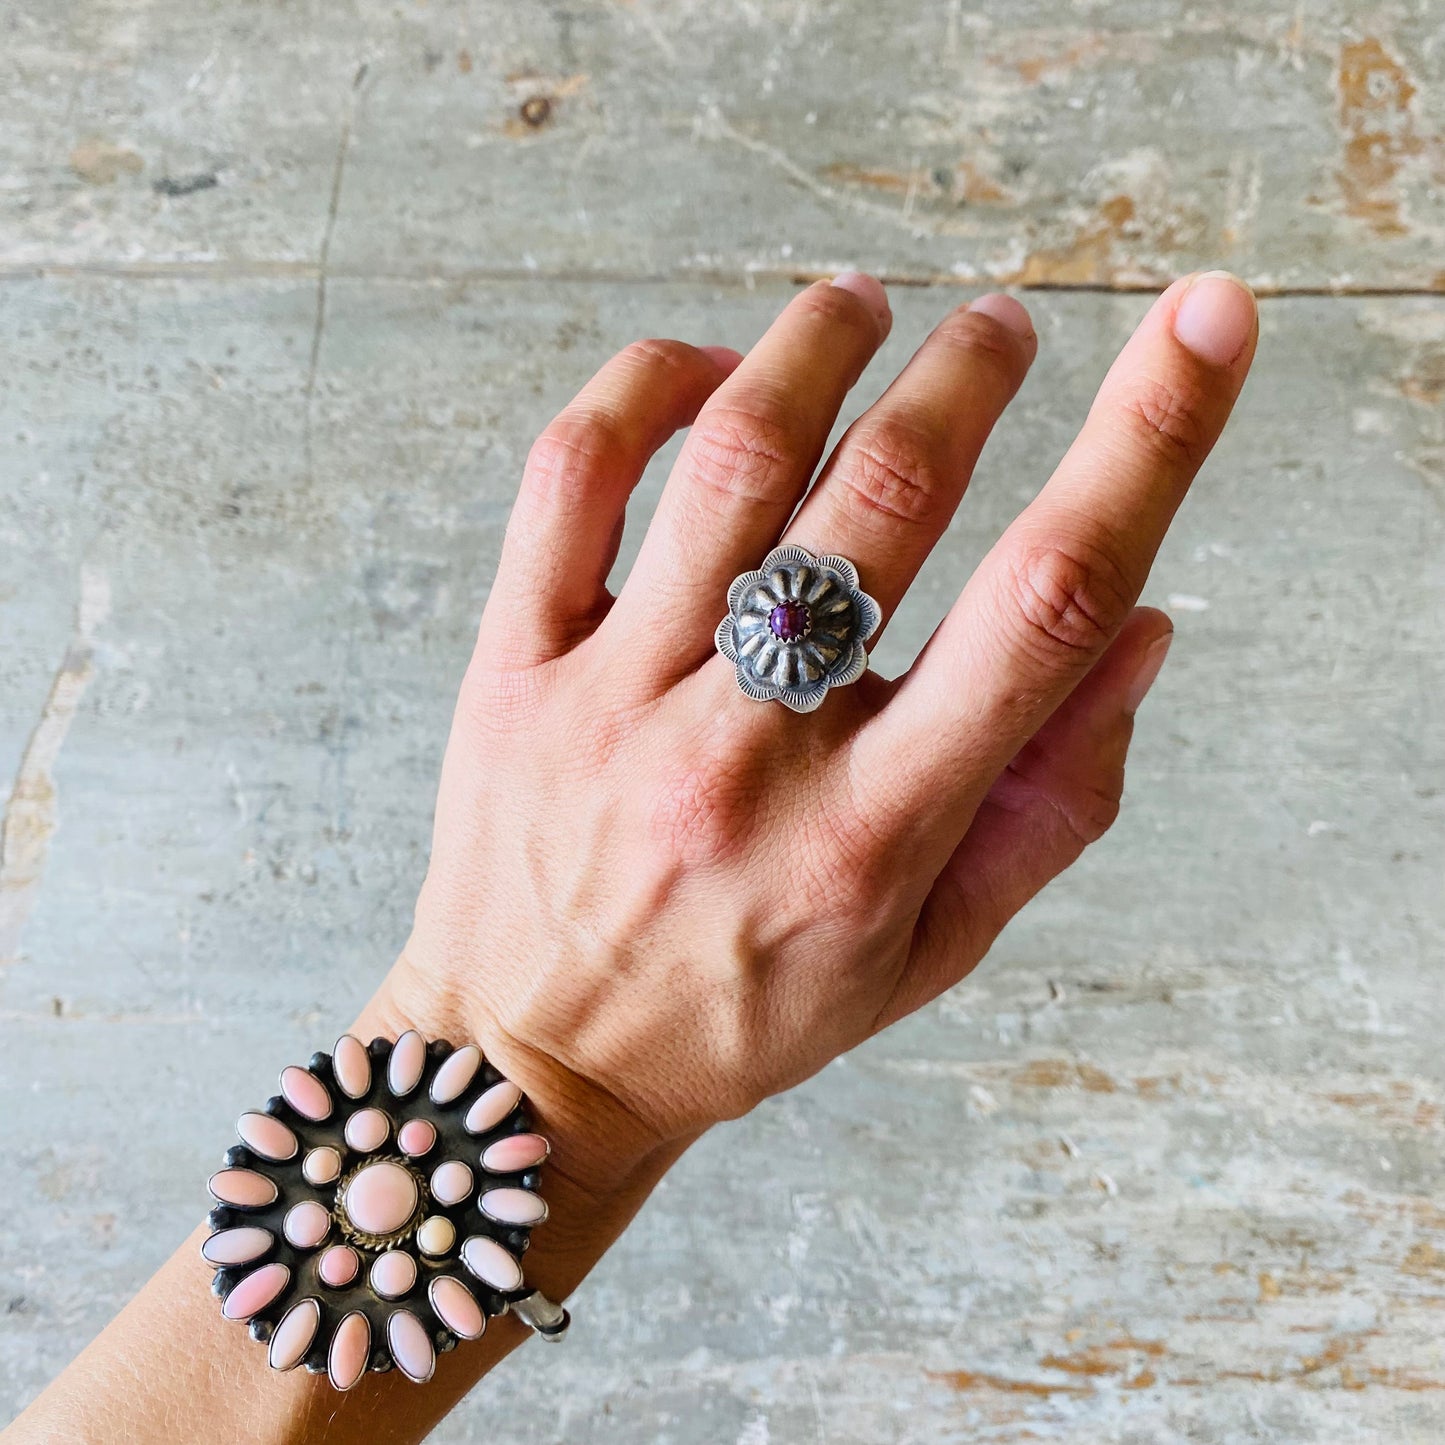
353, 945, 691, 1301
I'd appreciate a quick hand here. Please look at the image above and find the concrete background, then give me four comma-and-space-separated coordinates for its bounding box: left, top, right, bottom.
1, 3, 1442, 1441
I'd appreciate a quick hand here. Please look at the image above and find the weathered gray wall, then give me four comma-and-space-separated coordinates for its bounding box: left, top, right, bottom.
1, 3, 1442, 1441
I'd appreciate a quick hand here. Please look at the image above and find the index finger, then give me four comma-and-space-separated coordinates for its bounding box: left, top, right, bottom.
853, 272, 1258, 849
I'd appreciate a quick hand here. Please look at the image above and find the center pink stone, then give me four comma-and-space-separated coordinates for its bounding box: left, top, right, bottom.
768, 600, 810, 641
342, 1160, 419, 1237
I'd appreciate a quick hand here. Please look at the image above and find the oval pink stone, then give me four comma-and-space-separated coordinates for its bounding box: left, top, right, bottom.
201, 1226, 273, 1266
387, 1309, 435, 1383
208, 1168, 278, 1209
480, 1133, 549, 1174
429, 1275, 485, 1340
370, 1249, 417, 1301
283, 1201, 330, 1250
344, 1107, 389, 1153
397, 1119, 436, 1157
341, 1160, 418, 1236
464, 1081, 521, 1135
429, 1044, 481, 1105
318, 1245, 359, 1288
460, 1236, 523, 1292
387, 1030, 426, 1096
479, 1187, 548, 1227
222, 1262, 289, 1321
236, 1111, 297, 1162
429, 1159, 473, 1207
328, 1310, 370, 1392
332, 1033, 372, 1099
269, 1297, 320, 1371
280, 1065, 332, 1122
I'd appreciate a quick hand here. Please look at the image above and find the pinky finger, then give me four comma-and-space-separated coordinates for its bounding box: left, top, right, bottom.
874, 607, 1173, 1031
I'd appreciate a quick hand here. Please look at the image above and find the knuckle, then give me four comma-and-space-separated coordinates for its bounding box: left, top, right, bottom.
524, 412, 628, 507
617, 336, 699, 379
935, 306, 1027, 369
1114, 373, 1211, 470
1003, 540, 1135, 664
838, 420, 947, 530
791, 282, 881, 338
684, 403, 796, 515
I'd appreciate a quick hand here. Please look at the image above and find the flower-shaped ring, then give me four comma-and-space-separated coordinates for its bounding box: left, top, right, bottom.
715, 546, 880, 712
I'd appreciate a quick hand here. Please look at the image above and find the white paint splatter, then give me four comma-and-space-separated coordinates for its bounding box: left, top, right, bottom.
1167, 593, 1211, 612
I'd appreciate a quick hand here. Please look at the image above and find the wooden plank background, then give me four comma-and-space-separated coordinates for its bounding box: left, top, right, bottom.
1, 3, 1442, 1441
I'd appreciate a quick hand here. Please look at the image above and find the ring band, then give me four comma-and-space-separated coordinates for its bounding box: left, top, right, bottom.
716, 546, 880, 712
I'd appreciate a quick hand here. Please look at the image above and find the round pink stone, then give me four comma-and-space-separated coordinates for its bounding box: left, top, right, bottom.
222, 1262, 289, 1321
341, 1160, 418, 1237
429, 1159, 473, 1206
370, 1249, 417, 1300
283, 1200, 330, 1250
344, 1107, 389, 1153
481, 1133, 549, 1174
397, 1119, 436, 1157
318, 1245, 359, 1288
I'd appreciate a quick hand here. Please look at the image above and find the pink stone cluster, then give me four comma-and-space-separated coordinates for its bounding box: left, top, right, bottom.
203, 1030, 551, 1390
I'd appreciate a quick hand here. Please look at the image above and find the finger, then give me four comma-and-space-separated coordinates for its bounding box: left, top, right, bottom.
856, 270, 1256, 846
485, 340, 742, 667
608, 274, 891, 687
781, 294, 1036, 632
874, 607, 1172, 1029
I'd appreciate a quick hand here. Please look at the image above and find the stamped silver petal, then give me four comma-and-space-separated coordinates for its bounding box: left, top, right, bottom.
761, 544, 817, 573
714, 615, 739, 661
736, 667, 781, 703
726, 568, 767, 613
853, 591, 882, 643
752, 639, 780, 676
779, 682, 831, 713
816, 554, 859, 590
737, 627, 768, 659
804, 571, 838, 604
834, 640, 869, 688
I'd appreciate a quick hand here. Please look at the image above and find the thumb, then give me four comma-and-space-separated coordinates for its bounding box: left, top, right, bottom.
875, 606, 1173, 1030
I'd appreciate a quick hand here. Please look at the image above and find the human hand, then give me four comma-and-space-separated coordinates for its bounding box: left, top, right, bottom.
373, 271, 1257, 1207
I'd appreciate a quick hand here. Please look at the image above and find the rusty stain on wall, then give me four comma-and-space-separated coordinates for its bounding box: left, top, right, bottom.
0, 568, 109, 965
1335, 38, 1425, 237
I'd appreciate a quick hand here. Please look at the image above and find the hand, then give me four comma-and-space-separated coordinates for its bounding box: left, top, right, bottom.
375, 271, 1257, 1204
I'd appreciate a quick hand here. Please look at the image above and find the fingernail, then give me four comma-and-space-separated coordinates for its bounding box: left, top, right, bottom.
1172, 271, 1257, 367
1125, 631, 1173, 714
968, 292, 1034, 339
830, 270, 892, 336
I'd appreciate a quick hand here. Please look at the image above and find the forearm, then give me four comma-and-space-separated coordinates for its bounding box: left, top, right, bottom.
4, 973, 684, 1445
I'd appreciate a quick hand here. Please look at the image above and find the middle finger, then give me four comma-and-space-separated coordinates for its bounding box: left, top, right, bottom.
777, 292, 1037, 635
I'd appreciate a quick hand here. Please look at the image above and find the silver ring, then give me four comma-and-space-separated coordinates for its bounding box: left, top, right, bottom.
715, 546, 881, 712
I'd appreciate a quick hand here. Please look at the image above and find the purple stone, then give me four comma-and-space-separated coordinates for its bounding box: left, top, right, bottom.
768, 600, 810, 641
